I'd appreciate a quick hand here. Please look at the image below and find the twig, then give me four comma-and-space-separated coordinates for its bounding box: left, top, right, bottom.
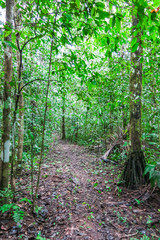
120, 232, 138, 239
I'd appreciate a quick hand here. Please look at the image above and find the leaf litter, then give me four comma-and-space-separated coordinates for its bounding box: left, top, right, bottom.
0, 136, 160, 239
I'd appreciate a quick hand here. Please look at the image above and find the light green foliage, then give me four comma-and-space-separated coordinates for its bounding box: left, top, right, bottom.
82, 202, 91, 209
36, 232, 48, 240
0, 203, 24, 223
20, 197, 32, 205
135, 199, 142, 205
87, 212, 94, 220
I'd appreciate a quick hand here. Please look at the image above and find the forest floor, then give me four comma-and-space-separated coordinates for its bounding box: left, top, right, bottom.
0, 135, 160, 240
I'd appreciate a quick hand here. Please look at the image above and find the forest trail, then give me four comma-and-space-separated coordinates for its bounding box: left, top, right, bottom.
1, 135, 160, 240
40, 136, 109, 239
35, 135, 160, 240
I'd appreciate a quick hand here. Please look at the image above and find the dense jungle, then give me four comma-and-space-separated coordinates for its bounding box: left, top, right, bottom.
0, 0, 160, 239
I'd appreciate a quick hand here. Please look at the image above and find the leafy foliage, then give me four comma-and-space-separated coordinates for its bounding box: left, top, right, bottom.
0, 0, 160, 210
0, 203, 24, 223
144, 162, 160, 188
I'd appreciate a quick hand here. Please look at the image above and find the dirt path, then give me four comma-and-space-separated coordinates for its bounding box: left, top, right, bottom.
41, 138, 107, 239
0, 136, 160, 239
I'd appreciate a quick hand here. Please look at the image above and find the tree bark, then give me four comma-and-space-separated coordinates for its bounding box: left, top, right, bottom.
122, 4, 147, 189
17, 92, 24, 170
61, 94, 66, 140
0, 0, 14, 193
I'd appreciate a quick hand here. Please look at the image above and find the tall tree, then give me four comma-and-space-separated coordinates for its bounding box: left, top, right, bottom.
122, 1, 147, 189
0, 0, 14, 193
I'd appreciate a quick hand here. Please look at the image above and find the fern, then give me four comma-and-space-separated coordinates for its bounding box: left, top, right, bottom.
0, 188, 13, 198
0, 203, 14, 213
12, 209, 24, 223
0, 203, 24, 223
144, 162, 160, 188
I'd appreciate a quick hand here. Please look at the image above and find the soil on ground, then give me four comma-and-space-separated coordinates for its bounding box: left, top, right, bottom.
0, 135, 160, 240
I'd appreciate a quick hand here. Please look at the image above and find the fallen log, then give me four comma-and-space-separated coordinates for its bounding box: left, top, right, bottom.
100, 124, 130, 162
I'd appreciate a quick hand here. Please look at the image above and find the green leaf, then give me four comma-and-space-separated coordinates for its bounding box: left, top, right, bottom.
105, 24, 109, 33
66, 14, 72, 21
107, 36, 110, 45
153, 0, 160, 7
158, 26, 160, 36
131, 37, 137, 47
93, 29, 97, 38
76, 0, 80, 8
116, 17, 121, 32
4, 40, 18, 50
94, 182, 98, 187
0, 0, 5, 8
144, 164, 155, 179
5, 30, 12, 38
157, 173, 160, 188
140, 57, 144, 63
131, 42, 139, 52
109, 1, 112, 11
20, 198, 32, 205
98, 10, 110, 19
91, 7, 96, 17
112, 15, 116, 28
95, 2, 105, 9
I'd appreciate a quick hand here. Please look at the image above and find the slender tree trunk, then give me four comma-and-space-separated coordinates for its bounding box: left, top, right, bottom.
109, 106, 113, 135
122, 5, 147, 189
122, 105, 127, 130
33, 38, 53, 210
15, 8, 24, 173
17, 91, 24, 170
10, 8, 24, 189
0, 0, 14, 194
30, 102, 35, 198
61, 96, 66, 140
16, 50, 24, 173
74, 116, 78, 141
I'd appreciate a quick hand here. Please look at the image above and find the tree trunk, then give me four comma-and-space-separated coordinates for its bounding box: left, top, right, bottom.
17, 91, 24, 170
122, 5, 147, 189
33, 38, 53, 210
61, 96, 66, 140
0, 0, 14, 193
14, 7, 24, 173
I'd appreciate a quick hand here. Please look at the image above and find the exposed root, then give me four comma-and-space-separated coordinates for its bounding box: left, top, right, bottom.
122, 150, 147, 189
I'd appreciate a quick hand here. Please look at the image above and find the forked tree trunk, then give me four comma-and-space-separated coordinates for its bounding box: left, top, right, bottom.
15, 9, 24, 173
122, 5, 147, 189
0, 0, 14, 193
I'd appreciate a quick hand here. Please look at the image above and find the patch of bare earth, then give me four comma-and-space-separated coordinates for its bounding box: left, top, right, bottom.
0, 136, 160, 239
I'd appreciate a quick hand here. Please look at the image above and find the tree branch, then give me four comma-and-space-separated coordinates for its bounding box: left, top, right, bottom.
19, 78, 57, 93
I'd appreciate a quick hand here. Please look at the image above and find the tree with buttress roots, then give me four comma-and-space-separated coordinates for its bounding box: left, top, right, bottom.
122, 1, 148, 189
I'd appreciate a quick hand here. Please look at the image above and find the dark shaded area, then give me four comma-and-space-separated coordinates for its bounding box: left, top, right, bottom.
122, 151, 148, 189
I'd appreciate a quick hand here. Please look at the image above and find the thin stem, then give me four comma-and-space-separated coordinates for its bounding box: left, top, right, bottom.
32, 38, 54, 210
